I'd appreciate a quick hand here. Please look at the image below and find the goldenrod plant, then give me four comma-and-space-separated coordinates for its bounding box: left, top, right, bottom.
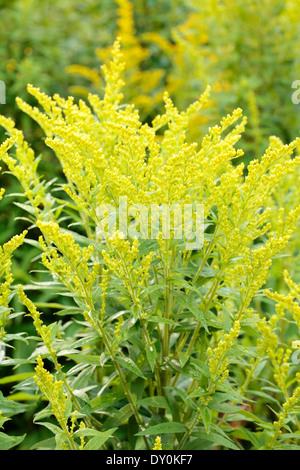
2, 40, 300, 450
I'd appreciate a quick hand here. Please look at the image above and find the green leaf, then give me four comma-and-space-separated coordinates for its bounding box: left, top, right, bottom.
64, 353, 101, 365
55, 429, 68, 450
198, 267, 217, 278
0, 415, 10, 428
33, 404, 53, 423
3, 332, 28, 344
145, 344, 157, 371
147, 316, 178, 326
103, 404, 133, 429
23, 238, 42, 249
30, 437, 56, 450
139, 284, 162, 300
178, 352, 190, 368
6, 393, 41, 402
0, 392, 33, 417
138, 396, 169, 409
277, 432, 300, 440
164, 386, 188, 404
74, 427, 116, 451
0, 432, 25, 450
199, 405, 212, 434
228, 410, 273, 430
165, 388, 181, 422
274, 444, 300, 450
35, 421, 65, 437
193, 430, 240, 450
0, 372, 35, 385
136, 422, 187, 436
71, 334, 100, 349
232, 427, 262, 449
81, 393, 124, 414
13, 201, 36, 215
171, 292, 209, 332
116, 356, 145, 379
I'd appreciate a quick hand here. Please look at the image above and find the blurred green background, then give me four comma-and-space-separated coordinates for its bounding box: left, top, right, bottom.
1, 0, 300, 153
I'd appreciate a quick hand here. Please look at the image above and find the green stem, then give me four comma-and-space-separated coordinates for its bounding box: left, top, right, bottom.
177, 408, 200, 450
100, 327, 151, 450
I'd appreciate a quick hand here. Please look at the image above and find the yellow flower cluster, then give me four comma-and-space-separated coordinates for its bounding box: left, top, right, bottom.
205, 321, 240, 398
270, 376, 300, 449
18, 285, 59, 366
259, 271, 300, 400
37, 221, 100, 299
6, 40, 246, 250
102, 232, 153, 305
34, 355, 67, 425
256, 314, 291, 395
0, 116, 52, 217
113, 314, 124, 352
0, 229, 27, 340
212, 137, 300, 318
34, 355, 80, 449
152, 436, 162, 450
265, 280, 300, 330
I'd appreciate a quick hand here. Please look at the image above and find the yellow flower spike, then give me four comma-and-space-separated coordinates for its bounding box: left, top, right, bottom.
0, 134, 16, 160
67, 0, 164, 119
36, 222, 98, 307
256, 312, 293, 395
37, 221, 80, 266
0, 229, 27, 341
134, 252, 153, 288
113, 315, 124, 351
65, 64, 101, 86
99, 269, 109, 323
34, 355, 74, 449
153, 436, 162, 450
18, 285, 59, 365
270, 385, 300, 449
69, 411, 78, 436
205, 321, 240, 397
0, 119, 52, 215
78, 421, 86, 450
116, 0, 136, 45
2, 230, 27, 258
128, 238, 139, 264
99, 38, 125, 115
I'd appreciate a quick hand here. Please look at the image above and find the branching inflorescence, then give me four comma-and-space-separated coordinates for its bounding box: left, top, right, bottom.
1, 39, 300, 450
